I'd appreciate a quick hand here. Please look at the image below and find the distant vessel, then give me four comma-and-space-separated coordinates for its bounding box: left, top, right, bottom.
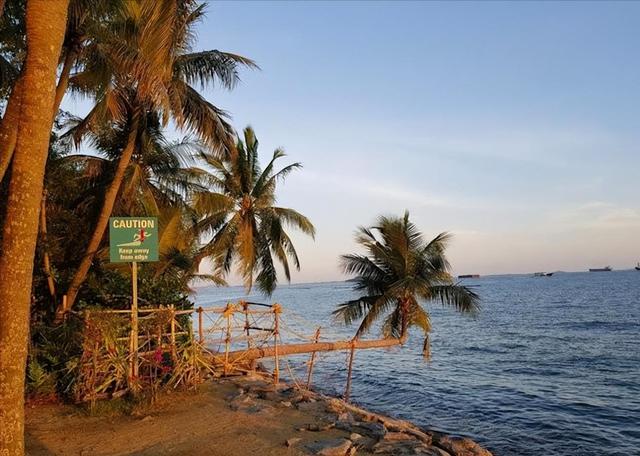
534, 272, 553, 277
589, 266, 612, 272
458, 274, 480, 279
635, 263, 640, 271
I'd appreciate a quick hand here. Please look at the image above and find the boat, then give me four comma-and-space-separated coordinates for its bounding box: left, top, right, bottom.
458, 274, 480, 279
589, 266, 612, 272
635, 262, 640, 271
534, 272, 553, 277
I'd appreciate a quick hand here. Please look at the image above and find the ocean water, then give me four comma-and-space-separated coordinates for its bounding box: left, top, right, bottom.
193, 270, 640, 456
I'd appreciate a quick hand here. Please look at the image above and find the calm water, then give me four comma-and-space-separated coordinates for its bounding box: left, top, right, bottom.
193, 271, 640, 456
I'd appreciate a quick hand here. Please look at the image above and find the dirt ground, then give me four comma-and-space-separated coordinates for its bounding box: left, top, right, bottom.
25, 380, 353, 456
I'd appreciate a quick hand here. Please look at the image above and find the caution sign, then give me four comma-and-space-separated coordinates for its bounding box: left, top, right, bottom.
109, 217, 159, 263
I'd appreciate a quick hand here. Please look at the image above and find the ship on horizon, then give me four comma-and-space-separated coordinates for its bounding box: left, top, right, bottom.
589, 266, 612, 272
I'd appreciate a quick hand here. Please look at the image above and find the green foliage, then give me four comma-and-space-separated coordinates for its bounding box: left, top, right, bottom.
27, 318, 84, 399
334, 212, 479, 356
194, 126, 315, 295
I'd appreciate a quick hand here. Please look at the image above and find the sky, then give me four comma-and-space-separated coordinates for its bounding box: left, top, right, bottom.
65, 1, 640, 283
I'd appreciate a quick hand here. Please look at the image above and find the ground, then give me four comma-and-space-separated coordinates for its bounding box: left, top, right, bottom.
25, 380, 352, 456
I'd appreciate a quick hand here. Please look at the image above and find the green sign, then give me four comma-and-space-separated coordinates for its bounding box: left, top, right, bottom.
109, 217, 158, 263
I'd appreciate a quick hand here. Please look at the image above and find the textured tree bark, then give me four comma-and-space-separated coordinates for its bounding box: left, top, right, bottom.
0, 46, 76, 184
39, 191, 56, 300
0, 77, 23, 182
60, 119, 139, 316
0, 1, 69, 454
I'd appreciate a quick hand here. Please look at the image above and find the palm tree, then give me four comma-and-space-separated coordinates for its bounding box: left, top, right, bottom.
0, 0, 69, 452
334, 212, 479, 356
193, 126, 315, 295
61, 0, 257, 313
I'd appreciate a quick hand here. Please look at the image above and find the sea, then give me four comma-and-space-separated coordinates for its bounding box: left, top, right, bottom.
193, 270, 640, 456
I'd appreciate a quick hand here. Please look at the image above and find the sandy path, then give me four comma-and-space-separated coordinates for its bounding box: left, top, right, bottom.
25, 381, 351, 456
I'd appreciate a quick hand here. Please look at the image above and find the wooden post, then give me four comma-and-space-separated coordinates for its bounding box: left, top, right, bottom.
344, 339, 356, 402
242, 301, 251, 349
223, 303, 232, 376
169, 304, 177, 362
306, 327, 321, 389
197, 306, 204, 344
273, 304, 281, 387
130, 262, 139, 382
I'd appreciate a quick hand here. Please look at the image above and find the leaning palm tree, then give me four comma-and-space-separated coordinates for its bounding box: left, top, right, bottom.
60, 0, 257, 313
193, 126, 315, 295
334, 212, 479, 356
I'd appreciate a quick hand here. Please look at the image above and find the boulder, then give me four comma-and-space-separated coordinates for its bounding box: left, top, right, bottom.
353, 421, 387, 439
305, 438, 353, 456
433, 435, 492, 456
384, 432, 415, 442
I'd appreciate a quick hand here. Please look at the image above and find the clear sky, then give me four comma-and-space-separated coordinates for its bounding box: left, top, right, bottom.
66, 1, 640, 282
195, 1, 640, 282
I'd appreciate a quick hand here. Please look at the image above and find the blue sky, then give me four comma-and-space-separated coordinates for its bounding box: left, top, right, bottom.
65, 1, 640, 281
201, 1, 640, 281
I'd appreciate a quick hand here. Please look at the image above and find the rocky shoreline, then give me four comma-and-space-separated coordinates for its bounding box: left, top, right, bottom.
227, 374, 493, 456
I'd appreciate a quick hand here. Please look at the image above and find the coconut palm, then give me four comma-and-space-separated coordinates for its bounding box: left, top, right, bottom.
334, 212, 479, 355
193, 126, 315, 295
61, 0, 257, 313
0, 1, 69, 452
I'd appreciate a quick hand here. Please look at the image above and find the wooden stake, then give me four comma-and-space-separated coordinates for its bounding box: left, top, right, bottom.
130, 262, 139, 382
224, 304, 232, 376
170, 304, 177, 362
242, 301, 251, 349
197, 306, 204, 344
273, 304, 281, 387
306, 327, 321, 389
344, 339, 356, 401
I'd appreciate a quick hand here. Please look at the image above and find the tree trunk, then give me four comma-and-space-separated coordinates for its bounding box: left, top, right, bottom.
0, 47, 75, 184
0, 76, 23, 182
0, 1, 69, 454
59, 119, 139, 316
0, 44, 77, 181
39, 190, 56, 301
52, 49, 75, 117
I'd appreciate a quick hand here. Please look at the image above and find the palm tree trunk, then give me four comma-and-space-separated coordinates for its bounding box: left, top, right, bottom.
40, 190, 56, 301
0, 76, 23, 182
59, 118, 139, 317
52, 48, 75, 117
0, 1, 69, 454
0, 48, 74, 184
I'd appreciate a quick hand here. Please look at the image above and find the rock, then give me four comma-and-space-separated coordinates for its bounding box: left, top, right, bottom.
140, 415, 153, 422
349, 433, 364, 441
280, 401, 293, 408
384, 432, 415, 442
285, 437, 302, 447
305, 422, 335, 432
229, 394, 254, 411
418, 447, 453, 456
305, 438, 353, 456
297, 401, 320, 412
256, 390, 282, 402
337, 412, 355, 423
325, 398, 345, 414
372, 440, 431, 455
334, 420, 353, 432
353, 421, 387, 439
433, 435, 492, 456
